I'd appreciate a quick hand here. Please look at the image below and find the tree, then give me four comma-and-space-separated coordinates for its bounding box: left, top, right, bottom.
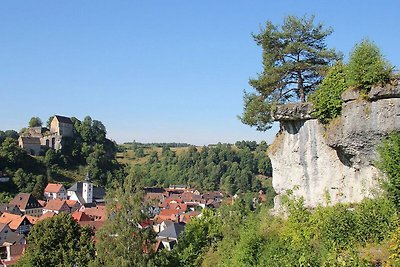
0, 131, 5, 144
241, 15, 339, 131
28, 117, 42, 127
4, 130, 19, 140
92, 170, 156, 267
16, 213, 95, 267
174, 209, 223, 267
310, 62, 347, 124
346, 39, 392, 91
46, 116, 54, 128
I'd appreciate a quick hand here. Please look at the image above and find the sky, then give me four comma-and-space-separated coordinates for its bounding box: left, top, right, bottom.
1, 1, 399, 145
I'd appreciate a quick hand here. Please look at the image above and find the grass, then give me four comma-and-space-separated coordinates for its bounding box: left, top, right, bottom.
48, 165, 87, 186
116, 146, 200, 166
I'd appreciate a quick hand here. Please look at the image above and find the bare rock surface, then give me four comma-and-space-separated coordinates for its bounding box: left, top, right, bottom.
269, 86, 400, 209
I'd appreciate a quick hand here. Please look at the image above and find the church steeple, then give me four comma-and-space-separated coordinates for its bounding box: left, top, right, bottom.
82, 173, 93, 204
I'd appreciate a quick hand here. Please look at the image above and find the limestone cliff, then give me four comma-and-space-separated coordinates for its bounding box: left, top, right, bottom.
269, 85, 400, 209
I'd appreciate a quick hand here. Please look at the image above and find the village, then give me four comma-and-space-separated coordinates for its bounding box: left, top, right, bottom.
0, 176, 244, 265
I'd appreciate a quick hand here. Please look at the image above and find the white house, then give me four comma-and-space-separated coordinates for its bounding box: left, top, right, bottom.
44, 183, 67, 200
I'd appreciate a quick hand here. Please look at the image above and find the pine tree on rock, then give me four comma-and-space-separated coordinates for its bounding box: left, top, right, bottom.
241, 15, 340, 131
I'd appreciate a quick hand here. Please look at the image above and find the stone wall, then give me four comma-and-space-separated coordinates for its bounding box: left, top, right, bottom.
269, 85, 400, 208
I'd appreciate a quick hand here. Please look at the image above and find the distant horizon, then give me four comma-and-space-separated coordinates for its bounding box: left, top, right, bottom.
1, 1, 398, 145
0, 113, 278, 146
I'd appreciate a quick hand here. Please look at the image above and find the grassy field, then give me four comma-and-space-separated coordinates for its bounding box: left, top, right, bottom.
116, 146, 198, 166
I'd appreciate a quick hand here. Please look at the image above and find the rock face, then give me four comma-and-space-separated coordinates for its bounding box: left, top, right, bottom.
269, 85, 400, 208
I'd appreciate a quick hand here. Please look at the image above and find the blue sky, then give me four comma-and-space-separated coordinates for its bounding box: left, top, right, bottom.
1, 1, 399, 145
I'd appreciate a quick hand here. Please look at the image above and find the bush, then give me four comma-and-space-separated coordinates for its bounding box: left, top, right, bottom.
310, 63, 347, 124
377, 133, 400, 209
354, 197, 397, 243
346, 39, 392, 91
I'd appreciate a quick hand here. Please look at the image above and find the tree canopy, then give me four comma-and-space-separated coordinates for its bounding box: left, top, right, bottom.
16, 213, 95, 267
346, 39, 393, 91
92, 171, 155, 267
28, 117, 42, 128
241, 15, 339, 131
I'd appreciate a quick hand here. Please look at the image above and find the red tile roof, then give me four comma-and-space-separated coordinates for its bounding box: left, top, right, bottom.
156, 209, 183, 223
25, 215, 39, 225
38, 211, 56, 222
44, 199, 68, 212
83, 206, 106, 221
167, 203, 188, 211
71, 211, 92, 222
44, 183, 65, 193
0, 213, 31, 231
66, 200, 79, 208
9, 193, 41, 210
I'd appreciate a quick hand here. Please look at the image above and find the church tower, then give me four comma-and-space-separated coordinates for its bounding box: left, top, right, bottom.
82, 173, 93, 204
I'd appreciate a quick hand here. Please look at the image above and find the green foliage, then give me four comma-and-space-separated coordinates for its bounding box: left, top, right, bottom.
354, 197, 397, 243
134, 143, 273, 196
16, 213, 95, 267
388, 226, 400, 266
93, 171, 155, 267
135, 147, 145, 158
196, 197, 397, 267
0, 192, 13, 203
4, 130, 19, 140
174, 209, 223, 267
377, 133, 400, 208
1, 115, 124, 199
46, 116, 54, 128
310, 63, 347, 124
346, 39, 392, 91
28, 116, 42, 127
240, 93, 273, 131
241, 15, 339, 131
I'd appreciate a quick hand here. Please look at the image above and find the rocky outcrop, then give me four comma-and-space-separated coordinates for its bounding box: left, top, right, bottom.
269, 85, 400, 209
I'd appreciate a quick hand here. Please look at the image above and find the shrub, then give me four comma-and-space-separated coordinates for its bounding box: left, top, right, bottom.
346, 39, 392, 91
310, 62, 347, 124
354, 197, 397, 243
377, 133, 400, 209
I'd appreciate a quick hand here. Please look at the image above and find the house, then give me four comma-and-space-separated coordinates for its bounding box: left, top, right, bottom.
156, 209, 183, 223
43, 199, 70, 214
180, 211, 201, 224
0, 205, 22, 216
0, 224, 11, 245
18, 136, 41, 155
71, 211, 91, 222
165, 203, 187, 211
9, 193, 43, 217
0, 213, 32, 235
24, 215, 39, 226
156, 222, 185, 251
203, 191, 223, 202
66, 200, 80, 213
81, 206, 106, 221
44, 183, 67, 200
67, 175, 105, 205
37, 211, 56, 222
0, 243, 26, 266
